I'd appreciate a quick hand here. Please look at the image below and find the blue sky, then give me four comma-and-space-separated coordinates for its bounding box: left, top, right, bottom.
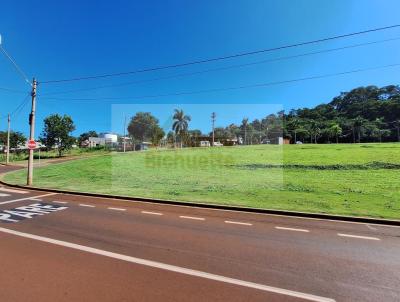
1, 0, 400, 136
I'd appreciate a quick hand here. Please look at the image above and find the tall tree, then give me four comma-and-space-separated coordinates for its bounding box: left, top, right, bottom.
40, 114, 76, 157
241, 118, 249, 145
329, 124, 342, 144
128, 112, 161, 143
172, 109, 191, 148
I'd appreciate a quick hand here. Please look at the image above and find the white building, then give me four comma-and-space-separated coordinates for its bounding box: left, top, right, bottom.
85, 133, 118, 148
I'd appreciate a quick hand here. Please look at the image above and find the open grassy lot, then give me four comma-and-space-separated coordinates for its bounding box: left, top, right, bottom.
4, 143, 400, 219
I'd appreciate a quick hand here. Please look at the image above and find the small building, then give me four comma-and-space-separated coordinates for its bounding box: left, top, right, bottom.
84, 133, 119, 148
200, 141, 210, 147
278, 137, 291, 145
87, 137, 105, 148
135, 142, 152, 151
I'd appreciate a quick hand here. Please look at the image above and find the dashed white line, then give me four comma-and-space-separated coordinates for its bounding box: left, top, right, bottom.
224, 220, 253, 226
0, 193, 10, 197
141, 211, 163, 216
179, 215, 205, 221
0, 187, 28, 194
275, 226, 310, 233
52, 201, 69, 204
108, 207, 127, 212
337, 233, 381, 241
30, 198, 43, 202
0, 227, 336, 302
79, 204, 95, 208
0, 193, 57, 205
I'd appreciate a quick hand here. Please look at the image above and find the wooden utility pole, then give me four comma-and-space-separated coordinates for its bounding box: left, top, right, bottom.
6, 113, 10, 164
27, 78, 37, 186
211, 112, 216, 146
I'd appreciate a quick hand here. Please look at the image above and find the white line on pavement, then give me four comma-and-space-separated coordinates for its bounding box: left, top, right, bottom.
52, 201, 69, 204
0, 227, 335, 302
0, 187, 28, 194
0, 193, 10, 197
79, 204, 95, 208
0, 193, 57, 205
141, 211, 163, 216
366, 224, 377, 231
108, 207, 126, 211
29, 198, 43, 202
224, 220, 253, 226
179, 215, 205, 221
337, 233, 381, 241
275, 226, 310, 233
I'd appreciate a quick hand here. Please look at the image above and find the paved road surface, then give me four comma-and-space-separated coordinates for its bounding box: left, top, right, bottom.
0, 168, 399, 301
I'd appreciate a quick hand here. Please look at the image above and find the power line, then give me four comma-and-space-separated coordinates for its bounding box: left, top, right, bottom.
39, 36, 400, 96
40, 24, 400, 84
0, 86, 27, 94
41, 63, 400, 102
0, 44, 31, 86
0, 93, 30, 120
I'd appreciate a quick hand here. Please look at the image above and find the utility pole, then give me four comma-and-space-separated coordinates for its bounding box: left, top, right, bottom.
123, 115, 127, 152
211, 112, 216, 146
6, 113, 10, 164
27, 78, 37, 186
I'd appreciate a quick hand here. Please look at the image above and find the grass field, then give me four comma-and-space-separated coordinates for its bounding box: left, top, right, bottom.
4, 143, 400, 219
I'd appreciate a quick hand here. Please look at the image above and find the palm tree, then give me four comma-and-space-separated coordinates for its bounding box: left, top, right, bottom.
353, 116, 366, 143
329, 124, 342, 144
172, 109, 191, 148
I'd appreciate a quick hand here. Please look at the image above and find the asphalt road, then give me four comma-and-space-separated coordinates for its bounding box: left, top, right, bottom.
0, 172, 399, 301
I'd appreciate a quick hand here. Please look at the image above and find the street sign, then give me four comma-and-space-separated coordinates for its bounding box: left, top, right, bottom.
27, 140, 37, 150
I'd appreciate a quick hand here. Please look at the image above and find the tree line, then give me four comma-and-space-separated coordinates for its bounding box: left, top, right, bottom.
1, 84, 399, 157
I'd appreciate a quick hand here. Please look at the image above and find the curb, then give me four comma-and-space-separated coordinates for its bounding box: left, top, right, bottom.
1, 179, 399, 226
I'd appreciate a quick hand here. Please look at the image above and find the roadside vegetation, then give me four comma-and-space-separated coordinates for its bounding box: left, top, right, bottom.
4, 143, 400, 219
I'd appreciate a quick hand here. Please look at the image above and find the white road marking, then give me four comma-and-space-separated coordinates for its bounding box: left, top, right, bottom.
108, 207, 126, 212
0, 187, 28, 194
0, 193, 57, 205
224, 220, 252, 226
0, 227, 335, 302
179, 215, 205, 221
52, 201, 69, 204
56, 191, 400, 229
29, 198, 43, 202
337, 233, 380, 241
141, 211, 163, 216
275, 226, 310, 233
79, 204, 95, 208
0, 193, 10, 197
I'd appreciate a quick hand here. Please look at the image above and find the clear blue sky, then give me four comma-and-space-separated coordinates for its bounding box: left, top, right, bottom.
1, 0, 400, 136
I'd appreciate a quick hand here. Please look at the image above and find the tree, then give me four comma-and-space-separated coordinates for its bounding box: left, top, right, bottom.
0, 131, 26, 149
241, 118, 249, 145
128, 112, 161, 143
329, 124, 342, 144
394, 120, 400, 142
172, 109, 191, 148
40, 114, 76, 157
287, 118, 300, 143
149, 124, 165, 147
166, 131, 175, 146
353, 116, 366, 143
308, 120, 321, 143
78, 131, 98, 146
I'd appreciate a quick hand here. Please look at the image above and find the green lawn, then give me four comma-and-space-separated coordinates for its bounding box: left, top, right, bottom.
4, 143, 400, 219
